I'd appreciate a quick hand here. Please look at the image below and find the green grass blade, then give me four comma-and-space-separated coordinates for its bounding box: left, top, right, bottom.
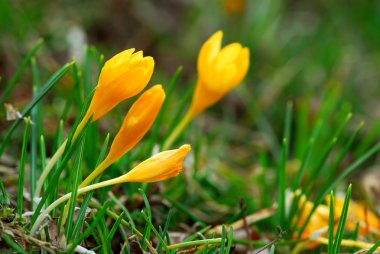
139, 188, 152, 250
17, 118, 31, 217
366, 240, 380, 254
325, 122, 364, 186
327, 191, 335, 254
225, 227, 234, 254
157, 209, 173, 251
165, 80, 195, 142
0, 38, 43, 105
30, 128, 87, 225
1, 234, 27, 254
67, 201, 110, 253
269, 245, 275, 254
220, 226, 226, 254
297, 141, 380, 238
141, 211, 171, 253
70, 191, 94, 241
0, 61, 74, 157
278, 138, 287, 228
65, 139, 86, 239
29, 57, 41, 209
332, 184, 352, 254
106, 211, 125, 243
0, 180, 10, 206
284, 101, 293, 156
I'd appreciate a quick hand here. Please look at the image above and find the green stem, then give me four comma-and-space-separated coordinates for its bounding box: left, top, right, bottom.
162, 110, 192, 150
34, 115, 89, 197
30, 177, 121, 235
34, 139, 67, 197
167, 238, 222, 250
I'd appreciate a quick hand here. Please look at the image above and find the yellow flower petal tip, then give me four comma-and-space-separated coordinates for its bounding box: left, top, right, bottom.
86, 48, 155, 122
119, 144, 191, 183
104, 84, 165, 165
189, 30, 250, 118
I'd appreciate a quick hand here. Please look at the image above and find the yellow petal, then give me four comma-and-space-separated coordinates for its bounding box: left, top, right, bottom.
86, 50, 155, 121
189, 31, 250, 118
105, 85, 165, 164
197, 31, 223, 82
119, 145, 191, 183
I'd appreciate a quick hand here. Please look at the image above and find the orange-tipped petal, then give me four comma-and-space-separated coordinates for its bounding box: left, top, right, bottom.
118, 145, 191, 183
104, 85, 165, 165
86, 49, 155, 121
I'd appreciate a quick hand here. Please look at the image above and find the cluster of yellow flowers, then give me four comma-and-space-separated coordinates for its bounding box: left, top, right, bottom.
294, 191, 380, 248
31, 31, 250, 235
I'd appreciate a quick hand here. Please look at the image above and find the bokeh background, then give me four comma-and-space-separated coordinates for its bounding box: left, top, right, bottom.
2, 0, 380, 129
1, 0, 380, 243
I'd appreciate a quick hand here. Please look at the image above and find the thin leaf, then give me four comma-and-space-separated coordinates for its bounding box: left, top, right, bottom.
0, 61, 74, 157
17, 118, 31, 217
0, 38, 43, 105
67, 201, 111, 253
332, 184, 352, 254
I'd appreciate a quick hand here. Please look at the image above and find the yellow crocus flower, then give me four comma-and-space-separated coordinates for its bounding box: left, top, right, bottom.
77, 48, 155, 134
35, 49, 154, 196
118, 144, 191, 183
163, 31, 249, 149
31, 145, 191, 235
189, 30, 249, 118
327, 196, 380, 235
80, 85, 165, 187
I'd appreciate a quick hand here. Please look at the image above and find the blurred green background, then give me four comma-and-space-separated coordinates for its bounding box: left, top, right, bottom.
2, 0, 380, 128
1, 1, 380, 252
1, 0, 380, 236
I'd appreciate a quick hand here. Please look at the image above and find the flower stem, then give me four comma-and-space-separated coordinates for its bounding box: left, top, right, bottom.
167, 238, 222, 250
162, 110, 192, 150
34, 139, 67, 197
30, 177, 121, 235
34, 116, 88, 197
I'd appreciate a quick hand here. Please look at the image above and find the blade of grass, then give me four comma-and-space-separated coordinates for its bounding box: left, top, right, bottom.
297, 142, 380, 238
1, 234, 28, 254
67, 201, 110, 253
30, 127, 87, 225
70, 133, 110, 240
65, 138, 86, 239
0, 38, 43, 105
327, 191, 335, 254
220, 226, 227, 254
0, 61, 74, 157
139, 188, 152, 250
332, 184, 352, 254
141, 211, 170, 253
157, 209, 173, 251
30, 57, 41, 209
284, 101, 293, 156
164, 80, 195, 145
278, 138, 287, 228
17, 117, 31, 217
226, 227, 234, 253
0, 180, 10, 206
325, 122, 364, 186
106, 211, 125, 243
366, 240, 380, 254
51, 120, 64, 216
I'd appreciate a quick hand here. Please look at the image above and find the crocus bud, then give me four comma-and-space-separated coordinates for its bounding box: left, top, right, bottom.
105, 85, 165, 164
79, 85, 165, 187
85, 49, 154, 122
117, 145, 191, 183
188, 31, 250, 118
